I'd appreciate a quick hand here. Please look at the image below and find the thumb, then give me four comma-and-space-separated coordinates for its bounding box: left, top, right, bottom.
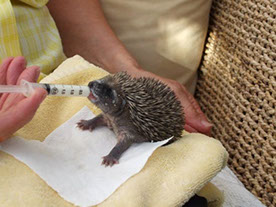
0, 88, 47, 141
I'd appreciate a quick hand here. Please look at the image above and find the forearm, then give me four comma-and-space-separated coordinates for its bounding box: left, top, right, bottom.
47, 0, 140, 73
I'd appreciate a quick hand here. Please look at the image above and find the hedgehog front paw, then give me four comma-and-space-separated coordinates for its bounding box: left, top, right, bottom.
77, 120, 95, 131
102, 155, 119, 167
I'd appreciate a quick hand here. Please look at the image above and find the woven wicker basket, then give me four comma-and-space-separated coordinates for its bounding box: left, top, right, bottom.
195, 0, 276, 206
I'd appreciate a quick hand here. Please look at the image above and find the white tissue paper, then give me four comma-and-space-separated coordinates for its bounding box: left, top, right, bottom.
211, 166, 266, 207
0, 106, 170, 207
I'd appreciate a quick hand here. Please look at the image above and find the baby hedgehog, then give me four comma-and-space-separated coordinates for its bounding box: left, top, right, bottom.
77, 72, 184, 166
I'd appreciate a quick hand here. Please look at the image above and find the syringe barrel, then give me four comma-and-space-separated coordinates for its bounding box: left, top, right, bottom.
20, 80, 47, 97
43, 84, 90, 97
20, 80, 90, 97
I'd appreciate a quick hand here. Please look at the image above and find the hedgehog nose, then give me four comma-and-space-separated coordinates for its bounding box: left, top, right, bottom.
88, 81, 95, 88
89, 80, 102, 88
88, 81, 100, 89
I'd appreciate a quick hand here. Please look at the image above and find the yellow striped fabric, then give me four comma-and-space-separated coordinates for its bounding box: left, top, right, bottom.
0, 0, 22, 58
0, 0, 65, 79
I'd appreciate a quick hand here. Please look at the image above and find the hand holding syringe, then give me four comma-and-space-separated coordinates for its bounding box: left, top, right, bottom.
0, 80, 90, 97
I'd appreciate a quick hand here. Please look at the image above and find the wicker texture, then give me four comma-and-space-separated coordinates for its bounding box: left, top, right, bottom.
195, 0, 276, 206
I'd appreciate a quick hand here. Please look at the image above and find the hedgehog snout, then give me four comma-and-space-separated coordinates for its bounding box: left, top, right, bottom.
88, 81, 94, 88
88, 80, 102, 89
88, 80, 104, 95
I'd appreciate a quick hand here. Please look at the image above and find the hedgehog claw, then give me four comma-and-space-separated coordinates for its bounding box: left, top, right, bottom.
102, 155, 119, 167
77, 120, 95, 131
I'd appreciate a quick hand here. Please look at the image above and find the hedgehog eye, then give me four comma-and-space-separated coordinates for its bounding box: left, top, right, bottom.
106, 88, 113, 97
101, 86, 111, 96
104, 88, 110, 93
111, 89, 117, 100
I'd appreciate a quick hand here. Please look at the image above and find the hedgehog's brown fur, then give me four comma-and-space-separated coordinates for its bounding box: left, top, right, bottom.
113, 72, 185, 141
78, 71, 185, 166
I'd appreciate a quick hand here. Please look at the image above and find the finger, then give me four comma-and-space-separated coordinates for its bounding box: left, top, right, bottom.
0, 94, 25, 111
0, 94, 9, 110
190, 100, 213, 136
184, 104, 213, 136
15, 88, 47, 118
0, 66, 40, 111
184, 124, 198, 133
17, 65, 40, 84
0, 57, 14, 85
6, 56, 26, 85
0, 88, 47, 141
0, 57, 14, 100
180, 86, 213, 136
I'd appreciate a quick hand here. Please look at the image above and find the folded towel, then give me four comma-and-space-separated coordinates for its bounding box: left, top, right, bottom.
0, 55, 228, 206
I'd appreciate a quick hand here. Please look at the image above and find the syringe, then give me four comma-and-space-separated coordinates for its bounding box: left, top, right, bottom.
0, 80, 90, 97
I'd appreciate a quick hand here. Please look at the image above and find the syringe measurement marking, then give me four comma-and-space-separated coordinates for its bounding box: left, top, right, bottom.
79, 85, 83, 95
49, 85, 87, 96
50, 85, 59, 95
62, 85, 66, 95
0, 80, 90, 97
70, 85, 74, 95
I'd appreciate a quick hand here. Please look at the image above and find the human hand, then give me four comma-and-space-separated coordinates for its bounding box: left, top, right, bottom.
0, 57, 47, 142
128, 69, 213, 136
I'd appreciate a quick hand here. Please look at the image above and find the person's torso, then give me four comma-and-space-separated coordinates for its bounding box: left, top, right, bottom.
101, 0, 212, 93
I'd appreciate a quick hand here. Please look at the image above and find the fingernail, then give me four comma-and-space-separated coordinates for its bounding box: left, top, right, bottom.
35, 67, 41, 81
17, 56, 27, 68
201, 120, 213, 128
